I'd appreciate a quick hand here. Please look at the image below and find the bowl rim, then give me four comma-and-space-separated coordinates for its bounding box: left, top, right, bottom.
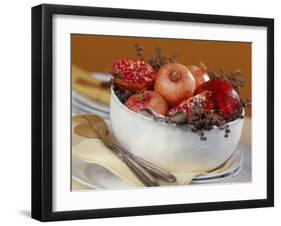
110, 85, 244, 129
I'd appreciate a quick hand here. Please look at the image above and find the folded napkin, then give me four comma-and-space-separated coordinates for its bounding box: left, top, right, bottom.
72, 65, 111, 105
72, 129, 236, 188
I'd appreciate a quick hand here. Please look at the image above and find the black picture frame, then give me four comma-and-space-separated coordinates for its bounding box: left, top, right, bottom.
32, 3, 274, 222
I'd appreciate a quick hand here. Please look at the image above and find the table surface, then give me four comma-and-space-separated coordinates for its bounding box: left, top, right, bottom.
72, 118, 251, 190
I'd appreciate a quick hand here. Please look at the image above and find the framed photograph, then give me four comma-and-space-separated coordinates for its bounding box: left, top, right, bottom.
32, 4, 274, 221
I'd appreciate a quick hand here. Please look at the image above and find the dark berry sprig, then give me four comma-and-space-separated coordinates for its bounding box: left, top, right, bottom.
113, 85, 132, 103
134, 43, 177, 71
208, 69, 245, 94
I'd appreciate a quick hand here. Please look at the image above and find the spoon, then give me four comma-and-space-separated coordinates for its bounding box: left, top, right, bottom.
74, 115, 176, 185
84, 115, 177, 183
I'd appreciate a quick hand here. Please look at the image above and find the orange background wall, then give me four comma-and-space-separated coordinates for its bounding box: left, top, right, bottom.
72, 34, 251, 116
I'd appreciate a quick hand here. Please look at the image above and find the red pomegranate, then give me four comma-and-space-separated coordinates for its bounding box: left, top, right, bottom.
154, 63, 196, 107
125, 91, 169, 116
188, 64, 210, 88
195, 80, 243, 119
111, 58, 156, 92
168, 91, 211, 116
195, 80, 240, 100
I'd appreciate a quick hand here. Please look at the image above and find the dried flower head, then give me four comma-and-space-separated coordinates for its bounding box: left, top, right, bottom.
134, 43, 144, 60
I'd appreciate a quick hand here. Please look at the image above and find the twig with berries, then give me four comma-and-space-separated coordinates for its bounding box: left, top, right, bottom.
113, 85, 133, 103
134, 43, 177, 71
208, 69, 246, 95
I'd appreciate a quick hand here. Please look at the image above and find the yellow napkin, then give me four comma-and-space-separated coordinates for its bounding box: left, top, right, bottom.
72, 131, 236, 188
72, 65, 111, 105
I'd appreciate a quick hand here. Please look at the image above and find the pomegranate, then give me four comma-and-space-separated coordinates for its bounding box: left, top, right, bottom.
168, 91, 211, 116
188, 64, 210, 88
195, 80, 243, 119
125, 91, 169, 116
195, 80, 240, 101
154, 63, 196, 107
111, 58, 156, 92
